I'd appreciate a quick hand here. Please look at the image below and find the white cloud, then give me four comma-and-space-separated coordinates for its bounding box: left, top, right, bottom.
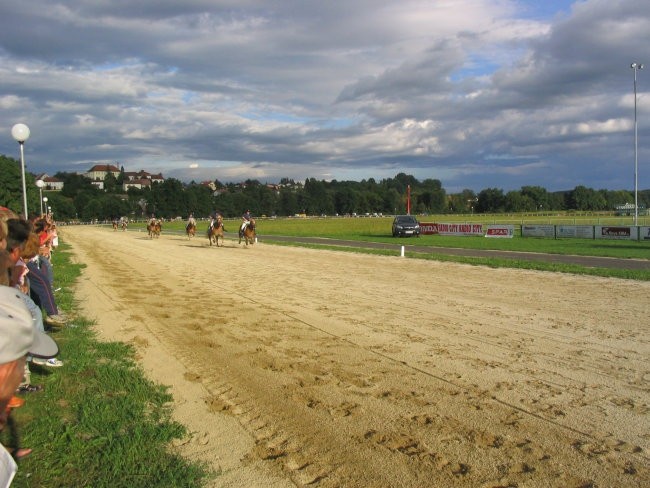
0, 0, 648, 192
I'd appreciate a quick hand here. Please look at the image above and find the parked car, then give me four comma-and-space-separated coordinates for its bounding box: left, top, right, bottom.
392, 215, 420, 237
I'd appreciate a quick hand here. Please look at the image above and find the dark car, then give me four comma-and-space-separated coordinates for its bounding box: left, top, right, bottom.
392, 215, 420, 237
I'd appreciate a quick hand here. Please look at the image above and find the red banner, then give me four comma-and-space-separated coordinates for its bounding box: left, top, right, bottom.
419, 223, 483, 236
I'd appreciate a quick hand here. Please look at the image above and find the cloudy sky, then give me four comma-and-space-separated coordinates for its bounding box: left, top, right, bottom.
1, 0, 648, 192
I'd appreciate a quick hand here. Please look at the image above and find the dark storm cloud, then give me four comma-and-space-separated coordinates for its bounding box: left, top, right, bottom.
0, 0, 647, 192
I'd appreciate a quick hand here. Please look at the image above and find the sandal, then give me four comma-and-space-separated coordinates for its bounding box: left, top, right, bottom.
16, 384, 44, 394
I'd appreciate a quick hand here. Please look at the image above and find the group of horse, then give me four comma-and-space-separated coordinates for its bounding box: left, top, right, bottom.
112, 219, 128, 231
185, 218, 256, 246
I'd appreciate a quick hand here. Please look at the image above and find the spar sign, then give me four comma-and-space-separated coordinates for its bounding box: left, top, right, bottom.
485, 225, 514, 238
420, 223, 484, 236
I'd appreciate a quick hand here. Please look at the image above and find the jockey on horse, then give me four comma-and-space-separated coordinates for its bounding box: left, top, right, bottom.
207, 211, 225, 246
186, 213, 197, 237
147, 213, 160, 237
239, 210, 252, 239
209, 211, 225, 231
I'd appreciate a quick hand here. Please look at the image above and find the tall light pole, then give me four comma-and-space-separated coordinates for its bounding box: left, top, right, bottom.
631, 63, 644, 225
36, 179, 45, 216
11, 123, 30, 218
43, 197, 48, 218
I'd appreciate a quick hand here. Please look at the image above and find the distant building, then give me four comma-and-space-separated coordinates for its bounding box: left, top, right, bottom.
122, 170, 164, 191
615, 203, 648, 216
200, 181, 216, 191
86, 163, 120, 181
123, 178, 152, 191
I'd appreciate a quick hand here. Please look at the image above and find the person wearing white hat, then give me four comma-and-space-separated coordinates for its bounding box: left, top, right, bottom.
0, 285, 59, 481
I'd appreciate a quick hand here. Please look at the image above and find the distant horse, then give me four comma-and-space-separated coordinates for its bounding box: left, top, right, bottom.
239, 218, 256, 246
147, 221, 162, 238
208, 218, 225, 247
121, 220, 128, 231
186, 222, 196, 239
112, 220, 118, 231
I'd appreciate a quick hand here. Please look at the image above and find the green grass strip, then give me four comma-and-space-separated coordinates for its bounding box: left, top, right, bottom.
269, 240, 650, 281
5, 243, 212, 488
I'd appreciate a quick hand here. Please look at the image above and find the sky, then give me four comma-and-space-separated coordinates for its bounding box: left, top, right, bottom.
0, 0, 648, 193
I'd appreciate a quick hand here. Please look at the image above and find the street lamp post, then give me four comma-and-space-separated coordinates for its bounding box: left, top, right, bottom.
11, 123, 30, 218
43, 197, 48, 218
36, 179, 45, 216
631, 62, 644, 226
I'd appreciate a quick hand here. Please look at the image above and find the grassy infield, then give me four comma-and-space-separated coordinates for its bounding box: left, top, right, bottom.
8, 214, 648, 487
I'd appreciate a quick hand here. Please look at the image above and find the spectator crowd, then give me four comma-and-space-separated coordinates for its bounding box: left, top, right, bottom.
0, 207, 67, 485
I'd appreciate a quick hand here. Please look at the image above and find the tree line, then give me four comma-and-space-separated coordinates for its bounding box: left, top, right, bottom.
1, 154, 647, 221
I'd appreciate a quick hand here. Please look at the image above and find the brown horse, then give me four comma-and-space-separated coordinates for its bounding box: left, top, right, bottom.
239, 218, 256, 246
112, 220, 118, 231
147, 221, 162, 238
186, 222, 196, 239
208, 219, 225, 246
121, 220, 128, 231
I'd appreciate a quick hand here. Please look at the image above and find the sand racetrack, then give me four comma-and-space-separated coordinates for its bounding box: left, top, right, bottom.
62, 225, 649, 487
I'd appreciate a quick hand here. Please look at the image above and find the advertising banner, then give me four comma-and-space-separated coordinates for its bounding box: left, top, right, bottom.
641, 227, 650, 241
485, 225, 514, 238
556, 225, 594, 239
595, 226, 638, 240
419, 223, 439, 235
522, 225, 555, 238
420, 223, 484, 236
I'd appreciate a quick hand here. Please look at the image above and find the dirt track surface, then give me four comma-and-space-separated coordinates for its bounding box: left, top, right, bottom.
63, 226, 649, 487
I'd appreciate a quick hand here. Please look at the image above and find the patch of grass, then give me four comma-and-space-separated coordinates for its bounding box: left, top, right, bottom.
6, 243, 211, 488
270, 241, 650, 281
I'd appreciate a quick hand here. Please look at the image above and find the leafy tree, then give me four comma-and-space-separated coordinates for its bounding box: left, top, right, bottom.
185, 184, 214, 217
388, 173, 419, 195
505, 191, 534, 212
278, 187, 299, 216
447, 189, 476, 213
334, 187, 358, 215
104, 172, 119, 193
303, 178, 332, 215
80, 198, 103, 220
44, 192, 77, 220
382, 188, 402, 215
0, 155, 28, 214
417, 179, 446, 213
102, 195, 131, 219
58, 172, 97, 197
603, 190, 633, 208
520, 186, 549, 210
117, 166, 126, 185
566, 186, 607, 211
476, 188, 506, 213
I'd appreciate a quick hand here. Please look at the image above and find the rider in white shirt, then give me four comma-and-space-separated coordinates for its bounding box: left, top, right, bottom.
240, 210, 252, 235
